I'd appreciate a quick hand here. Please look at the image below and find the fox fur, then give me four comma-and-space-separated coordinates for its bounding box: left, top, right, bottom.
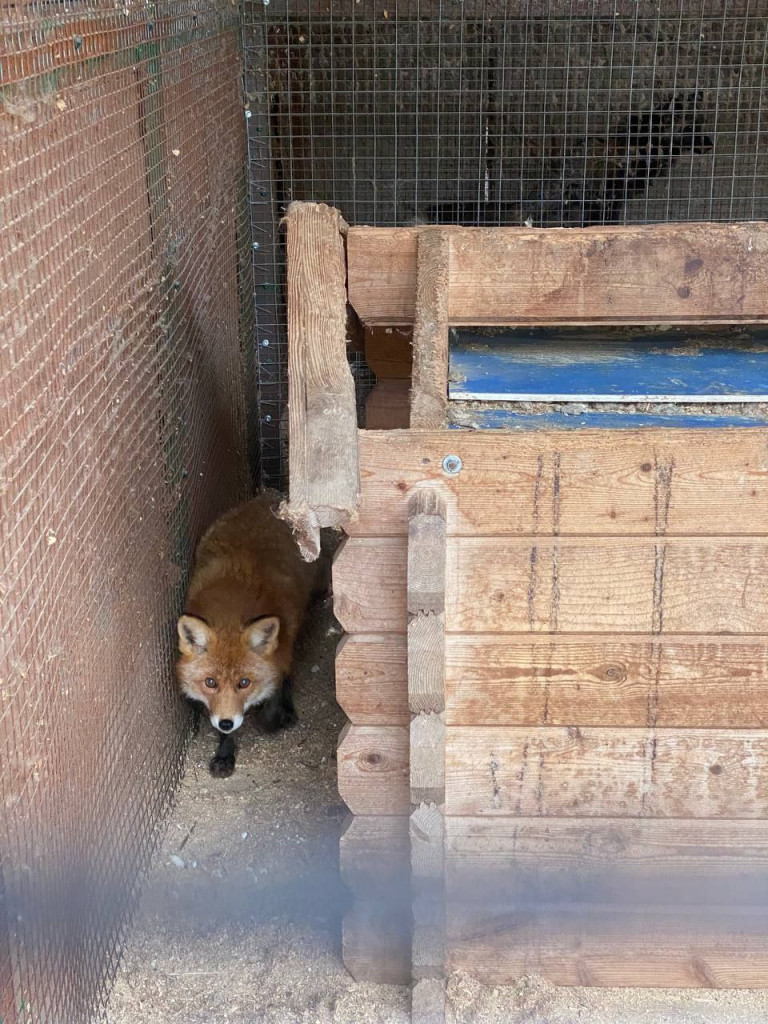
176, 490, 320, 777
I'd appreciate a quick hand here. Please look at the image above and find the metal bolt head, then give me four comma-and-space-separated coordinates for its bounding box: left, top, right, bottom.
245, 109, 252, 119
252, 241, 260, 250
261, 339, 269, 347
442, 454, 462, 475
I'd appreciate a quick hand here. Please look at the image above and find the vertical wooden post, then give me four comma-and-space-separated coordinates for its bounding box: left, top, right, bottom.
280, 202, 360, 560
408, 488, 447, 1023
410, 230, 450, 429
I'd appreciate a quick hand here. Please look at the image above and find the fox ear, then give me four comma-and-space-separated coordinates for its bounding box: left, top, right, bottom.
178, 615, 212, 655
242, 616, 280, 655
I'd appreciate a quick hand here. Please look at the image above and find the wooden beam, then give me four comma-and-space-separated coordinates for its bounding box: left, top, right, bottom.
444, 817, 768, 906
340, 815, 411, 897
337, 724, 410, 815
410, 231, 450, 429
347, 222, 768, 327
343, 901, 411, 984
446, 727, 768, 818
365, 380, 410, 430
350, 429, 768, 539
445, 636, 768, 728
281, 202, 359, 559
336, 634, 409, 725
446, 904, 768, 988
408, 489, 447, 1012
335, 536, 768, 635
364, 326, 413, 380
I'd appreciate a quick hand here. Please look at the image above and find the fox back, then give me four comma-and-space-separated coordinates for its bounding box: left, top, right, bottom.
176, 491, 319, 732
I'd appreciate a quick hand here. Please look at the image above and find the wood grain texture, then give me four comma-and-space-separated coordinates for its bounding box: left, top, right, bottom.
411, 714, 446, 806
333, 537, 406, 633
445, 727, 768, 818
340, 815, 410, 897
334, 536, 768, 634
445, 636, 768, 727
411, 804, 446, 982
408, 487, 447, 714
282, 202, 359, 556
446, 904, 768, 988
347, 222, 768, 326
335, 634, 408, 725
444, 818, 768, 906
350, 429, 768, 538
343, 901, 411, 984
412, 979, 446, 1024
445, 537, 768, 634
411, 230, 450, 428
364, 379, 410, 430
337, 724, 410, 815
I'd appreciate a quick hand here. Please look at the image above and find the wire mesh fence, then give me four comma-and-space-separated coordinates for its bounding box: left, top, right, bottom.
1, 3, 253, 1022
243, 0, 768, 486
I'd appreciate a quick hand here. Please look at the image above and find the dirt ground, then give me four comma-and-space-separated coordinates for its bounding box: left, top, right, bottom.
105, 595, 768, 1024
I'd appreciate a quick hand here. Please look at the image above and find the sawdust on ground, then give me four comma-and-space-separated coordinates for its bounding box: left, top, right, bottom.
105, 593, 768, 1024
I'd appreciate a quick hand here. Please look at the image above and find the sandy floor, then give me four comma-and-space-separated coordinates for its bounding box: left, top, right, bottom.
105, 595, 768, 1024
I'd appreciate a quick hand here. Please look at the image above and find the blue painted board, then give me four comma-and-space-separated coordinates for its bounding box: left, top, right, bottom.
448, 409, 768, 431
449, 329, 768, 402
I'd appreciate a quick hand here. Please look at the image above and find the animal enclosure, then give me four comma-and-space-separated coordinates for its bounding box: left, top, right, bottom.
282, 202, 768, 1020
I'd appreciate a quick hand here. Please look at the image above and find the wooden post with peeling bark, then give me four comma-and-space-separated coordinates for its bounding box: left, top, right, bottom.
408, 488, 447, 1023
279, 202, 360, 559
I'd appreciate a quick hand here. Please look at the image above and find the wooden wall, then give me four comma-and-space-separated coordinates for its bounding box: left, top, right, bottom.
335, 426, 768, 989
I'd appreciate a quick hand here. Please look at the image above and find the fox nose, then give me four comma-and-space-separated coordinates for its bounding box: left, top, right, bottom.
218, 719, 234, 733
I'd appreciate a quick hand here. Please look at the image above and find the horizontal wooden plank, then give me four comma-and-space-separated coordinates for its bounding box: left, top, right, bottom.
340, 815, 410, 897
335, 536, 768, 634
446, 904, 768, 988
449, 330, 768, 403
335, 634, 408, 725
446, 727, 768, 818
351, 429, 768, 537
445, 818, 768, 906
337, 724, 410, 815
445, 636, 768, 727
347, 222, 768, 326
447, 538, 768, 634
333, 537, 406, 633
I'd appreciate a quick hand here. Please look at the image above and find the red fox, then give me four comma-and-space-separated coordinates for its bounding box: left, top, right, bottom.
177, 491, 320, 777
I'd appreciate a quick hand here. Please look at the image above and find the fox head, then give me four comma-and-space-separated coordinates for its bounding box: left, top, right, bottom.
176, 614, 281, 733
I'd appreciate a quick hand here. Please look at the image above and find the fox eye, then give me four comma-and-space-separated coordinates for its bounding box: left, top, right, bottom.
204, 677, 217, 689
238, 677, 251, 689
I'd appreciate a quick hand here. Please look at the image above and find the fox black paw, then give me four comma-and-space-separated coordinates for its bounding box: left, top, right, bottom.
210, 754, 236, 778
260, 699, 298, 734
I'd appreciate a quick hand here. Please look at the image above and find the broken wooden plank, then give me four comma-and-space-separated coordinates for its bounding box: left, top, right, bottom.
446, 904, 768, 988
281, 202, 359, 559
350, 429, 768, 538
410, 230, 450, 428
445, 727, 768, 818
337, 724, 410, 815
444, 817, 768, 906
336, 634, 408, 725
347, 222, 768, 326
444, 636, 768, 727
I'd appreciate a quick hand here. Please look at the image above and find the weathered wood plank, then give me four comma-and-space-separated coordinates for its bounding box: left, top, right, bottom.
347, 223, 768, 326
412, 979, 446, 1024
340, 815, 410, 898
444, 818, 768, 906
410, 230, 450, 428
445, 636, 768, 727
333, 537, 406, 634
350, 430, 768, 538
446, 538, 768, 634
411, 714, 446, 806
335, 634, 408, 725
408, 488, 447, 714
337, 724, 410, 815
446, 727, 768, 818
334, 536, 768, 634
364, 379, 410, 430
281, 202, 359, 559
343, 901, 411, 984
446, 905, 768, 988
411, 804, 446, 982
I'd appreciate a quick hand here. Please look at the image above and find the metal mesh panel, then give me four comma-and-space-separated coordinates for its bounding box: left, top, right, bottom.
243, 0, 768, 486
1, 4, 252, 1022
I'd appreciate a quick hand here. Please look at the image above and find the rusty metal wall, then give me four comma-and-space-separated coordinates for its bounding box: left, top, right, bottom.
0, 4, 253, 1022
243, 0, 768, 486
